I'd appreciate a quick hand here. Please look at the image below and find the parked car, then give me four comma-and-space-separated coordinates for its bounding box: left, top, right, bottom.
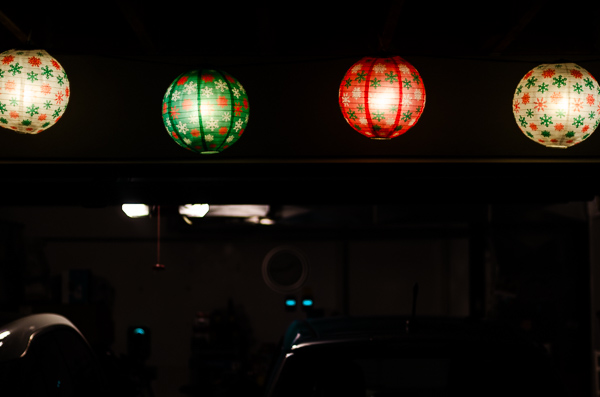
264, 315, 568, 397
0, 312, 110, 396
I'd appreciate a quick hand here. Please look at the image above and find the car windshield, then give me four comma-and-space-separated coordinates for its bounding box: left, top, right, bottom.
270, 339, 565, 397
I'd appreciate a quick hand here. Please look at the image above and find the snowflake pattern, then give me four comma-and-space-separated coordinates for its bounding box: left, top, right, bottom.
512, 62, 600, 148
214, 79, 228, 92
373, 63, 386, 74
183, 81, 197, 94
162, 68, 249, 154
201, 86, 213, 97
338, 55, 425, 139
0, 49, 69, 134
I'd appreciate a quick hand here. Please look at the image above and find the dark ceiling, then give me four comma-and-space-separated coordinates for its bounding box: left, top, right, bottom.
2, 2, 599, 59
1, 2, 600, 207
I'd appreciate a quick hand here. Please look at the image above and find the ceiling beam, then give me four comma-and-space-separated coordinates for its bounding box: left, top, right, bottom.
117, 3, 156, 54
0, 9, 29, 45
484, 1, 544, 56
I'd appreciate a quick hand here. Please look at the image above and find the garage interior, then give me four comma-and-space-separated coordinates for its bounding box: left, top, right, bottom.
1, 2, 600, 396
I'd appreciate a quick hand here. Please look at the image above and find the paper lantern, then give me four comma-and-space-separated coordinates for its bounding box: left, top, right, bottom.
339, 55, 425, 139
513, 63, 600, 148
162, 69, 249, 154
0, 49, 69, 134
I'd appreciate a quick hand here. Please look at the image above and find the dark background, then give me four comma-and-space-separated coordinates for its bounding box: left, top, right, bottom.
0, 2, 598, 396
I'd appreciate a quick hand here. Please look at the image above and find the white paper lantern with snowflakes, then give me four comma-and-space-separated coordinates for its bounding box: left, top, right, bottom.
0, 49, 69, 134
512, 63, 600, 148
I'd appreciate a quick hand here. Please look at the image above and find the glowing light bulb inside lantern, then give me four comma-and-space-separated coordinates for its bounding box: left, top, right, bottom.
369, 89, 396, 111
22, 88, 34, 105
199, 102, 213, 116
557, 97, 568, 110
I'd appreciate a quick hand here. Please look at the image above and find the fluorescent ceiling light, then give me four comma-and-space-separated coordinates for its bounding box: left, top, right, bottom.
207, 205, 270, 217
178, 204, 210, 218
246, 215, 275, 225
122, 204, 270, 220
122, 204, 150, 218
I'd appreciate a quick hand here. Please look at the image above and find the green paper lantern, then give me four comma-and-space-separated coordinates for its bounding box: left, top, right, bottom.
0, 49, 69, 134
162, 69, 249, 154
513, 63, 600, 148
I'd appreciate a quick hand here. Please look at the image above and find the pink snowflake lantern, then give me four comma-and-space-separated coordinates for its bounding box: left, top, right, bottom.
338, 55, 426, 139
0, 49, 70, 134
512, 62, 600, 148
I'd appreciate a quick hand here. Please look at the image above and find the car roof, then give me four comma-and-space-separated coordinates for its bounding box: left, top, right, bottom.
282, 315, 542, 353
267, 315, 567, 397
0, 313, 84, 361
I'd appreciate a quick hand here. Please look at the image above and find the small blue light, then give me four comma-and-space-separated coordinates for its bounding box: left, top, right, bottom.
302, 299, 313, 307
133, 327, 146, 335
285, 299, 297, 307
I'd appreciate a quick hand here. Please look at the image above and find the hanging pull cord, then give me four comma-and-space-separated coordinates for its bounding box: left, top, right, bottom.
405, 283, 419, 334
153, 205, 165, 271
378, 0, 404, 54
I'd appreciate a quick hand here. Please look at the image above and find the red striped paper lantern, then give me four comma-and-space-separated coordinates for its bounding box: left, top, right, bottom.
339, 56, 425, 139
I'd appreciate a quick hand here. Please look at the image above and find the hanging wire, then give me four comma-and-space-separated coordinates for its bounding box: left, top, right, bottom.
154, 205, 165, 271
